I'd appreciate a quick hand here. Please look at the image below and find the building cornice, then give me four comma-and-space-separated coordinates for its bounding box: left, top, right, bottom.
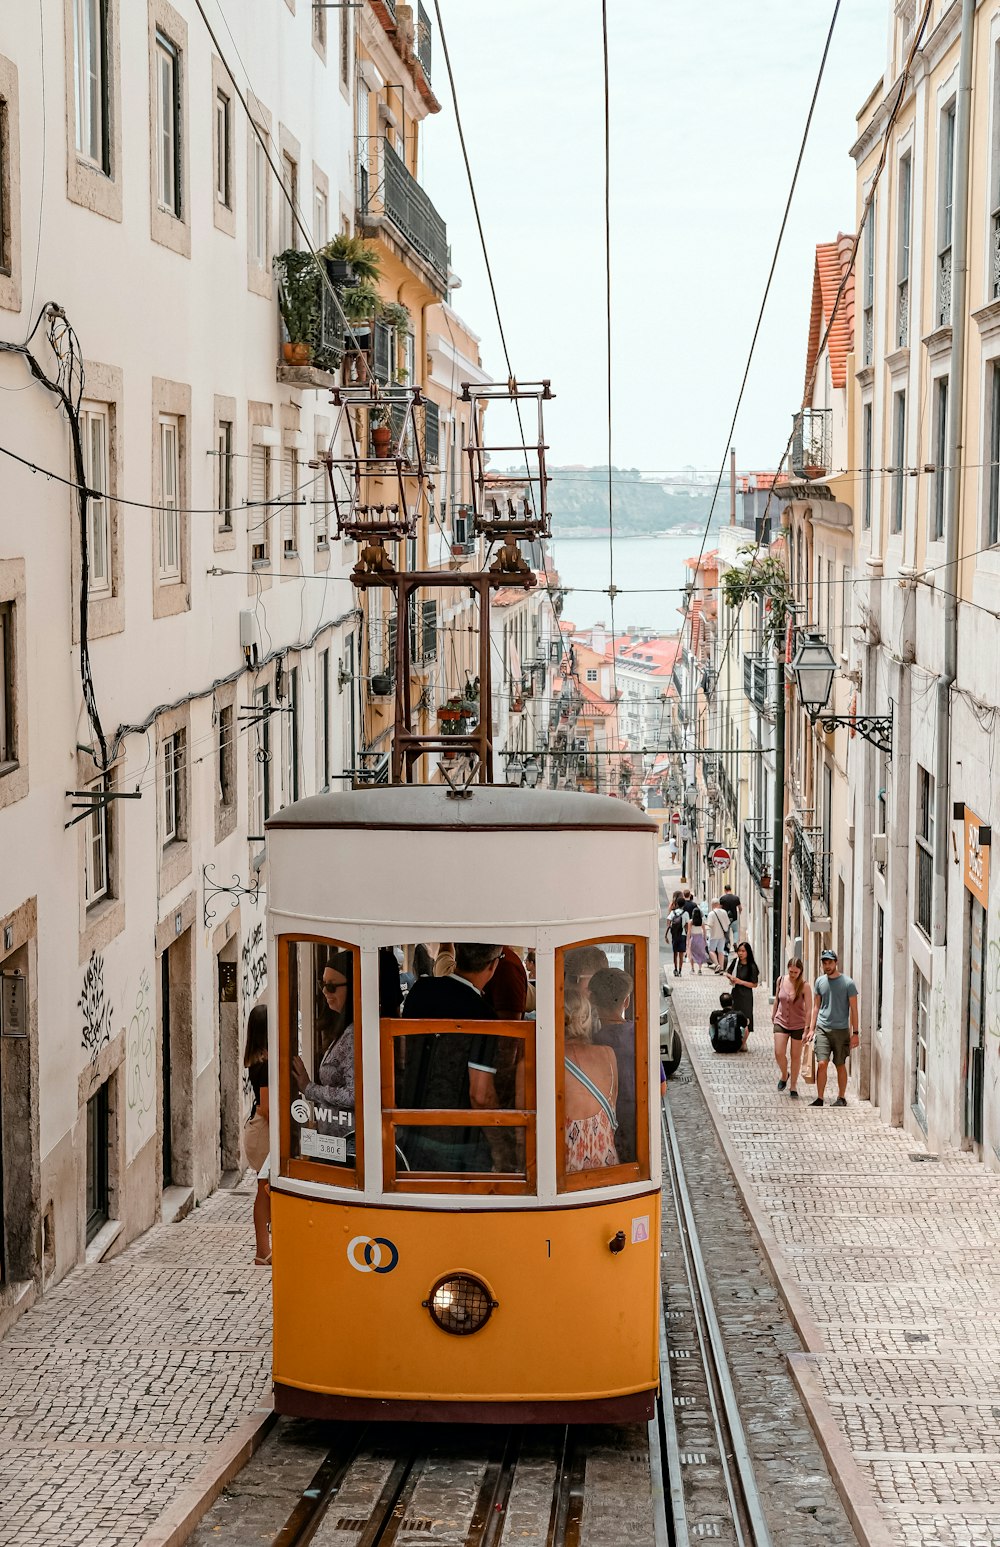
973, 297, 1000, 342
922, 324, 953, 362
850, 2, 964, 166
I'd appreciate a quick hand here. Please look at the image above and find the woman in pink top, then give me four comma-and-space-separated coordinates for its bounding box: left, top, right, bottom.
771, 958, 812, 1100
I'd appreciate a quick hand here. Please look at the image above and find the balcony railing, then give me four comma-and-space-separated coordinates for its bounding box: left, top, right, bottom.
915, 840, 933, 936
718, 760, 738, 826
863, 306, 873, 368
937, 246, 952, 328
342, 318, 395, 386
896, 277, 909, 349
358, 137, 448, 286
416, 1, 432, 81
993, 212, 1000, 300
743, 822, 771, 892
790, 407, 832, 479
790, 815, 831, 919
274, 253, 345, 383
743, 654, 779, 716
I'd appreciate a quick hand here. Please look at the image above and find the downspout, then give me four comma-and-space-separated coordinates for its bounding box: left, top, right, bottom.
933, 0, 975, 945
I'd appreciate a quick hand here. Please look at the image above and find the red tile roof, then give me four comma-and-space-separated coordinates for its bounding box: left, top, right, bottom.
805, 234, 855, 398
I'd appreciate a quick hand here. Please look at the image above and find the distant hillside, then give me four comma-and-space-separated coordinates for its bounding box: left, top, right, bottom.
546, 466, 725, 537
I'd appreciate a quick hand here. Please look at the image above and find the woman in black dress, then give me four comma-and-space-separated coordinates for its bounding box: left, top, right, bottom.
725, 941, 759, 1030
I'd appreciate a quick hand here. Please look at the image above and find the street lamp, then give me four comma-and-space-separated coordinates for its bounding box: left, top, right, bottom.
504, 757, 525, 786
788, 630, 893, 755
523, 756, 542, 789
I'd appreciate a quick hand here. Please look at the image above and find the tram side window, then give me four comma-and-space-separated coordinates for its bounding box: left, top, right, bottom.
283, 939, 360, 1176
559, 939, 648, 1187
383, 941, 535, 1189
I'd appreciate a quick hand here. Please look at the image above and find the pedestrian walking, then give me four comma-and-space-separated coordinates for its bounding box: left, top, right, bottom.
667, 832, 678, 864
806, 948, 859, 1107
771, 957, 812, 1100
667, 892, 687, 976
705, 897, 730, 972
718, 886, 742, 942
723, 940, 759, 1026
686, 905, 709, 975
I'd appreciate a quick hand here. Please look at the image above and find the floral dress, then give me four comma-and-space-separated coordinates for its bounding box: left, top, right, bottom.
565, 1047, 619, 1173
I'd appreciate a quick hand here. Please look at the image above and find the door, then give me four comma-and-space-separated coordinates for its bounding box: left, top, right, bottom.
161, 950, 173, 1185
966, 897, 987, 1145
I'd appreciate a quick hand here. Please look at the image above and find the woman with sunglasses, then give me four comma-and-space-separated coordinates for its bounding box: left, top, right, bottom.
291, 949, 355, 1126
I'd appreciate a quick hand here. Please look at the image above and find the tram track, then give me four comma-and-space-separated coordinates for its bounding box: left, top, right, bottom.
659, 1091, 774, 1547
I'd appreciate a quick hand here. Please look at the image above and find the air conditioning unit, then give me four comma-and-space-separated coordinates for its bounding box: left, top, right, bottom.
240, 609, 263, 667
873, 833, 887, 867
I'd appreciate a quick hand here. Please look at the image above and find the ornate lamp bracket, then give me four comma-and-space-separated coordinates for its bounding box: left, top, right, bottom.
815, 707, 893, 756
203, 861, 263, 929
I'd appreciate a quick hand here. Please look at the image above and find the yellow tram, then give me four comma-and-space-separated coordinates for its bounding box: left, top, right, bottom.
265, 783, 661, 1423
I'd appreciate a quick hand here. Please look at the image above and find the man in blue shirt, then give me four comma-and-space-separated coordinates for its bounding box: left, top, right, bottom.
807, 948, 859, 1107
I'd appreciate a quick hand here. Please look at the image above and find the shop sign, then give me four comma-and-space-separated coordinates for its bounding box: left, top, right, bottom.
963, 805, 990, 910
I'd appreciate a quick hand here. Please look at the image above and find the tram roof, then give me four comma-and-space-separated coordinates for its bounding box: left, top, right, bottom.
266, 785, 658, 834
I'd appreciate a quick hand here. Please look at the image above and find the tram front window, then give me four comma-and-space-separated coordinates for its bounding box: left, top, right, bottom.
283, 938, 361, 1180
383, 942, 535, 1191
559, 938, 648, 1188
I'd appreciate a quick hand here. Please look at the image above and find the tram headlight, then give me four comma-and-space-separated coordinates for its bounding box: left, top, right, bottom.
423, 1273, 498, 1335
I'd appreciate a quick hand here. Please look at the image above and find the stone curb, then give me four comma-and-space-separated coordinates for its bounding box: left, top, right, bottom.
675, 1035, 898, 1547
134, 1405, 277, 1547
787, 1356, 900, 1547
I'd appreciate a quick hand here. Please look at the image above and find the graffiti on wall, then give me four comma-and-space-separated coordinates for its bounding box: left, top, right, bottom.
241, 920, 266, 1007
125, 967, 155, 1142
80, 950, 114, 1064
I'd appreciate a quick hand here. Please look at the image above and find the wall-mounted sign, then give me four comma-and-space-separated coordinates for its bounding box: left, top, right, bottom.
218, 961, 238, 1003
1, 971, 27, 1039
963, 805, 991, 910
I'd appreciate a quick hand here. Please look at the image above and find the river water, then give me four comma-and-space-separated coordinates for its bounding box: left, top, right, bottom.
546, 533, 707, 634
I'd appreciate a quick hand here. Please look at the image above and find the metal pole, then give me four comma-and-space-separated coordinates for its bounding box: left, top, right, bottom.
771, 663, 786, 992
729, 447, 736, 527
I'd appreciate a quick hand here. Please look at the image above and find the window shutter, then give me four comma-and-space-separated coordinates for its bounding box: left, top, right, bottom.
282, 448, 298, 552
421, 599, 437, 661
250, 445, 269, 560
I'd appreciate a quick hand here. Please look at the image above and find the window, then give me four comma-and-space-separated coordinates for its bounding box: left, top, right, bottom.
312, 0, 326, 47
558, 938, 648, 1190
74, 0, 109, 171
862, 402, 873, 530
279, 150, 297, 252
381, 942, 535, 1193
932, 376, 948, 542
938, 101, 956, 327
84, 778, 110, 906
282, 444, 299, 556
155, 31, 180, 216
891, 389, 906, 534
216, 419, 233, 531
896, 151, 911, 348
913, 967, 929, 1126
315, 432, 329, 547
314, 187, 328, 248
340, 2, 351, 87
284, 666, 299, 805
218, 703, 234, 808
163, 730, 184, 845
989, 364, 1000, 548
215, 89, 231, 207
863, 200, 875, 366
86, 1081, 110, 1243
80, 402, 111, 596
318, 648, 330, 790
586, 667, 598, 683
252, 686, 270, 831
250, 443, 270, 563
282, 939, 361, 1184
0, 601, 14, 769
915, 764, 934, 936
356, 78, 371, 209
250, 132, 267, 267
0, 94, 9, 275
158, 415, 181, 580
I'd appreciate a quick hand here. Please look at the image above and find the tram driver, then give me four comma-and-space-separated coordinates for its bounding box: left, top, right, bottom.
399, 942, 506, 1173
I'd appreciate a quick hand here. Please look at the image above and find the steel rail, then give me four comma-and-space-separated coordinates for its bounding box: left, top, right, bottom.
661, 1096, 775, 1546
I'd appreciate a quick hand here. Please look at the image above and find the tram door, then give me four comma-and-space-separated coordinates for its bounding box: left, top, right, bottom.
966, 898, 987, 1145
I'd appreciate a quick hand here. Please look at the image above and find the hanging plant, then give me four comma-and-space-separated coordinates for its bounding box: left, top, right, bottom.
381, 301, 412, 344
720, 544, 794, 655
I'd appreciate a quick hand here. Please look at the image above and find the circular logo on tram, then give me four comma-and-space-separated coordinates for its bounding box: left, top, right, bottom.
290, 1098, 310, 1124
347, 1235, 399, 1274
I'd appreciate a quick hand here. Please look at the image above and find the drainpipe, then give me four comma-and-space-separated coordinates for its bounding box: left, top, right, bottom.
933, 0, 975, 946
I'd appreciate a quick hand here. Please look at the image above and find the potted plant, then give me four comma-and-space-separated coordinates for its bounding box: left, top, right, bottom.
319, 234, 381, 289
340, 279, 382, 326
274, 250, 320, 365
370, 672, 393, 698
370, 400, 394, 459
759, 866, 771, 890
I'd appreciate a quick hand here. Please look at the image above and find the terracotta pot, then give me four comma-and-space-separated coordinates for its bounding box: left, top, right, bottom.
372, 425, 393, 457
282, 341, 311, 365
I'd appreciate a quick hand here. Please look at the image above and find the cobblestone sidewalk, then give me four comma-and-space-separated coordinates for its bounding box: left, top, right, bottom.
0, 1178, 271, 1547
666, 910, 1000, 1547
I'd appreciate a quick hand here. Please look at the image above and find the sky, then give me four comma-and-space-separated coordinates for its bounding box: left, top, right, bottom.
420, 0, 889, 477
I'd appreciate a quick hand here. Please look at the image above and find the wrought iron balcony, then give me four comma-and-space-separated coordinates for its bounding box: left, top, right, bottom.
862, 306, 874, 368
358, 137, 448, 287
790, 814, 831, 919
718, 760, 738, 826
342, 318, 395, 387
275, 253, 345, 386
743, 653, 778, 716
743, 822, 771, 893
896, 277, 909, 349
937, 246, 952, 329
790, 407, 832, 480
416, 1, 432, 81
993, 212, 1000, 300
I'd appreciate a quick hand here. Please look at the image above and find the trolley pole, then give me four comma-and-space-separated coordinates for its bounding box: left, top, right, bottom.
770, 662, 786, 994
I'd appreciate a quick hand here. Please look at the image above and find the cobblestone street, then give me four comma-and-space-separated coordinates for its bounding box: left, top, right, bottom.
666, 887, 1000, 1546
0, 1179, 271, 1547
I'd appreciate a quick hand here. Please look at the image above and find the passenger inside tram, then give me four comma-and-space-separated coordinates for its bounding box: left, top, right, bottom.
564, 945, 610, 999
290, 947, 355, 1157
564, 985, 620, 1173
589, 967, 637, 1163
398, 942, 506, 1172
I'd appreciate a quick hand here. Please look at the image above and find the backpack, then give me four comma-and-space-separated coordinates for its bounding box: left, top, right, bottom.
713, 1011, 743, 1053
